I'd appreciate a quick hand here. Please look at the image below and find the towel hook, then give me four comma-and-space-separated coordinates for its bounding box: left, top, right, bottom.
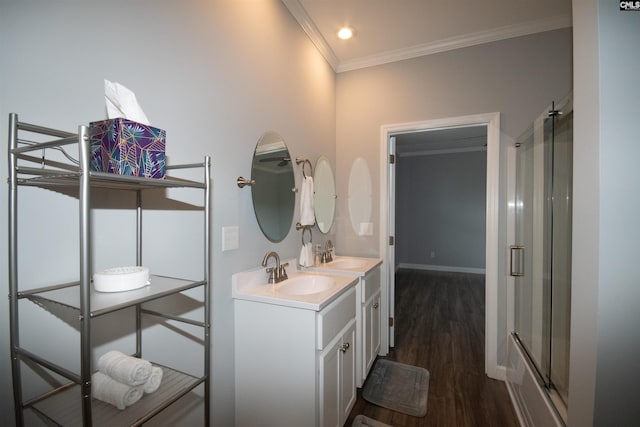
295, 157, 313, 179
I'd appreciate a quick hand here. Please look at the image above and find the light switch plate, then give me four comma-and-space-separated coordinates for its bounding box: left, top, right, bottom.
222, 226, 239, 251
359, 222, 374, 236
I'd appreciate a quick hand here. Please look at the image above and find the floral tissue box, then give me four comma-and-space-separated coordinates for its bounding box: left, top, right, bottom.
89, 118, 166, 179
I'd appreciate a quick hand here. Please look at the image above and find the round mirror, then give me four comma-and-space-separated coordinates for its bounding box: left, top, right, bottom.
251, 131, 295, 242
314, 156, 336, 234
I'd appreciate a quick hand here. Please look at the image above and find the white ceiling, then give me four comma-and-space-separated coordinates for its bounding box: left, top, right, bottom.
282, 0, 571, 152
282, 0, 572, 73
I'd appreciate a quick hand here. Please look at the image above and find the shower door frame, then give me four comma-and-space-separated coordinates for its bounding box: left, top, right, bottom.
507, 93, 572, 423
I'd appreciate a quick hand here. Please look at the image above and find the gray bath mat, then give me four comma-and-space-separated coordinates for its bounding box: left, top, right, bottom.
362, 359, 429, 417
352, 414, 392, 427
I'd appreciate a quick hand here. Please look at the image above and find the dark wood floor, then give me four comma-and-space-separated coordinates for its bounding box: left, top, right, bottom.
346, 269, 519, 427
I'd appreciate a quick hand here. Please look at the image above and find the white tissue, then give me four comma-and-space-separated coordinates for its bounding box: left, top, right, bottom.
104, 79, 150, 125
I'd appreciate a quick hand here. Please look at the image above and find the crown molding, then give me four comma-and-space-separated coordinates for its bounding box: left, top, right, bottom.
281, 0, 339, 70
337, 15, 572, 72
281, 1, 572, 74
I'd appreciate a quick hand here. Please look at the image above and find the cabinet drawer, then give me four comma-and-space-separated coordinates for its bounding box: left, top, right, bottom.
317, 287, 356, 350
362, 268, 381, 303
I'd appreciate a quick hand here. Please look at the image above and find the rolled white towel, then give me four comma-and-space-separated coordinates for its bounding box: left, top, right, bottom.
97, 350, 152, 386
143, 366, 164, 394
92, 371, 143, 410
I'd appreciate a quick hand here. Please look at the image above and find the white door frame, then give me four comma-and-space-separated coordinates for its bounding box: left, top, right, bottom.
379, 112, 502, 379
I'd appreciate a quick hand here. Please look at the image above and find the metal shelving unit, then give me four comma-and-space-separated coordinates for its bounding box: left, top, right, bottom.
7, 113, 211, 426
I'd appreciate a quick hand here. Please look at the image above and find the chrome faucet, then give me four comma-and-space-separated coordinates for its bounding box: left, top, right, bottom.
322, 240, 334, 263
262, 251, 288, 284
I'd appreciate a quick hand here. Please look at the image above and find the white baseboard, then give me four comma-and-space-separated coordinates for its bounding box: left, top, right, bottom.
491, 364, 507, 381
397, 262, 486, 275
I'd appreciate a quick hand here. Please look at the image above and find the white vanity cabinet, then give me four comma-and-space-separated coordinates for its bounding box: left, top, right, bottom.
235, 285, 357, 427
305, 257, 383, 387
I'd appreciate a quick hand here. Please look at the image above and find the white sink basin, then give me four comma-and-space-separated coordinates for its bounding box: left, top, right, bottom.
232, 257, 359, 311
303, 256, 382, 277
327, 258, 367, 270
277, 275, 335, 295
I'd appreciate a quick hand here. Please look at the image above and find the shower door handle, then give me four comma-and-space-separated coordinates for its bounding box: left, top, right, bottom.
510, 245, 525, 277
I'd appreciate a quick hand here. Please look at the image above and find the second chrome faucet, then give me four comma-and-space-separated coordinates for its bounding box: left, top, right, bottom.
262, 251, 289, 284
322, 240, 334, 263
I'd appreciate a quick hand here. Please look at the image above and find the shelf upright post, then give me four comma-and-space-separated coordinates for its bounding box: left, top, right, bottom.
136, 189, 143, 267
8, 113, 25, 426
77, 125, 93, 426
204, 155, 211, 426
136, 189, 143, 358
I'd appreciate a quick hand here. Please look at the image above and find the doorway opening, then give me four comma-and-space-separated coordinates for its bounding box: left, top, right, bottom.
394, 126, 487, 274
379, 112, 502, 379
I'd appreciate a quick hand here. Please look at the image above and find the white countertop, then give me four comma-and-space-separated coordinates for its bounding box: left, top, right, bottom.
303, 255, 382, 277
232, 258, 359, 311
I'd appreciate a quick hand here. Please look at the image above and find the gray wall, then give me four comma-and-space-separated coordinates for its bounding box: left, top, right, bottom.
395, 150, 487, 271
570, 1, 640, 425
335, 28, 573, 366
0, 1, 335, 426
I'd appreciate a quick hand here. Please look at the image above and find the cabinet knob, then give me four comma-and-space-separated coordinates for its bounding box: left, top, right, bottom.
373, 302, 379, 309
340, 342, 350, 353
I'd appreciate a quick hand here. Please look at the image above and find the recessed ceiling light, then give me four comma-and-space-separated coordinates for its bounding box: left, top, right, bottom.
337, 26, 354, 40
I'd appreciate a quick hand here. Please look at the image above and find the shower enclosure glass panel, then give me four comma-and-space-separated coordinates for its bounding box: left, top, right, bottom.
514, 124, 538, 364
513, 94, 572, 411
547, 96, 572, 404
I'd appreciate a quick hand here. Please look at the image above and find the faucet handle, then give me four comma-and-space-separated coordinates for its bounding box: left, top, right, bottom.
279, 262, 289, 281
324, 240, 334, 262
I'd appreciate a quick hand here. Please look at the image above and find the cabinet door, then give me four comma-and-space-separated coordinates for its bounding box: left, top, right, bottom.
320, 319, 357, 427
363, 290, 382, 377
370, 291, 381, 362
320, 337, 341, 427
340, 320, 357, 425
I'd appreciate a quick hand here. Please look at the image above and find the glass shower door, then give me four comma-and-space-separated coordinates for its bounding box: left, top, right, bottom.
513, 119, 547, 373
512, 94, 572, 412
546, 96, 572, 405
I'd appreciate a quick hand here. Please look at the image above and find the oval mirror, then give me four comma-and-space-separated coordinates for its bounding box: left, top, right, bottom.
314, 156, 336, 234
251, 131, 295, 242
